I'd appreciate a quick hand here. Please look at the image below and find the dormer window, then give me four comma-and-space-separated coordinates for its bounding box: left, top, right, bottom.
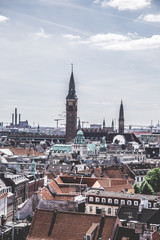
95, 197, 100, 203
114, 199, 119, 204
89, 197, 94, 202
108, 198, 112, 204
121, 200, 125, 205
127, 200, 132, 206
134, 201, 138, 206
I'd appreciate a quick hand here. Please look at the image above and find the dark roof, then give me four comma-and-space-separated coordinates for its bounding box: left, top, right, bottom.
146, 208, 160, 224
83, 130, 141, 144
118, 205, 159, 223
27, 209, 117, 240
118, 205, 139, 221
115, 226, 139, 240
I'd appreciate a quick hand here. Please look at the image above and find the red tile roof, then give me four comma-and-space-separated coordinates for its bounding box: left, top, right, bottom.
94, 179, 133, 192
48, 180, 62, 194
104, 169, 125, 179
60, 175, 99, 187
1, 147, 45, 156
38, 187, 54, 200
27, 209, 118, 240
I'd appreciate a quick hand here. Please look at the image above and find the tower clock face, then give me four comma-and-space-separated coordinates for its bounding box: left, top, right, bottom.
68, 102, 73, 106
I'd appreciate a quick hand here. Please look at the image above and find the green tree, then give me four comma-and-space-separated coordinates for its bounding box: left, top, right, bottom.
133, 182, 140, 193
140, 180, 154, 195
145, 168, 160, 193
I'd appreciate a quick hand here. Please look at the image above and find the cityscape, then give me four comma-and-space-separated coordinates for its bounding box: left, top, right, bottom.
1, 0, 160, 240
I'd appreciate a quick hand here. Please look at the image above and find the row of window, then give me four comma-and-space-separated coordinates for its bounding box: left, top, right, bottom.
89, 196, 157, 208
89, 196, 139, 206
89, 206, 118, 215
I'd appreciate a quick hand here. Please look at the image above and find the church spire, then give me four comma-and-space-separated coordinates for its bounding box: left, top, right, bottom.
119, 100, 124, 121
66, 64, 77, 99
119, 100, 124, 134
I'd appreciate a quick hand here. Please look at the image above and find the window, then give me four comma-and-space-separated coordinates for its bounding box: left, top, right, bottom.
108, 208, 111, 214
101, 198, 106, 203
102, 207, 105, 212
127, 200, 132, 205
89, 197, 93, 202
134, 201, 138, 206
114, 199, 119, 204
89, 206, 93, 213
108, 198, 112, 204
137, 177, 139, 182
95, 197, 100, 203
115, 208, 118, 215
153, 203, 157, 208
148, 202, 152, 208
120, 200, 125, 205
141, 177, 143, 181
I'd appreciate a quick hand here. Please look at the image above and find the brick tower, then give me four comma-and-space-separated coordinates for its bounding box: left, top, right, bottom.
65, 66, 78, 142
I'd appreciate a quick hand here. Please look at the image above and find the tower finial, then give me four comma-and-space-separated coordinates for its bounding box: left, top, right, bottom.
71, 63, 73, 72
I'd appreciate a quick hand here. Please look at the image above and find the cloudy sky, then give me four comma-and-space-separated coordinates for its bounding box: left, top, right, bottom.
1, 0, 160, 129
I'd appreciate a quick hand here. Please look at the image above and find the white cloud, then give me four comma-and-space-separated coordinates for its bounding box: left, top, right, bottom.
34, 28, 53, 39
138, 14, 160, 22
65, 32, 160, 51
62, 34, 81, 40
99, 0, 151, 11
0, 15, 9, 24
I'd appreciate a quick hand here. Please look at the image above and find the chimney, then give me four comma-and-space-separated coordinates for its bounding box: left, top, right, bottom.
12, 113, 14, 125
15, 108, 17, 126
19, 114, 21, 125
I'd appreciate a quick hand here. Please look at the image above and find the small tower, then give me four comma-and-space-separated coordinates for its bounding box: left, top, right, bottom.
119, 100, 124, 134
66, 65, 78, 142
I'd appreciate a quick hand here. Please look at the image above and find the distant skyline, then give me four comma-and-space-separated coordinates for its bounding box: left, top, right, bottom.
1, 0, 160, 128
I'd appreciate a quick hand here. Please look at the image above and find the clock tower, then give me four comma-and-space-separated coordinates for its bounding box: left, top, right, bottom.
119, 100, 124, 134
65, 66, 78, 142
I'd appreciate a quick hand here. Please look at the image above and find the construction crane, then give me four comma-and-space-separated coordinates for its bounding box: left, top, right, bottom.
54, 119, 64, 128
82, 121, 89, 128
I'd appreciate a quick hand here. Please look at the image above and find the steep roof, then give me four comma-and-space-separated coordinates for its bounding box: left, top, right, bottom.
27, 209, 117, 240
38, 187, 54, 200
66, 70, 77, 100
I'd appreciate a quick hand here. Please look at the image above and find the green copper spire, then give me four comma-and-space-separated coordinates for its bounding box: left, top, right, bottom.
66, 64, 77, 99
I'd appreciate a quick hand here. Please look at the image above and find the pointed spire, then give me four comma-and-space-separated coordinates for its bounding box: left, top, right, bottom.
78, 118, 81, 130
66, 64, 77, 99
103, 118, 105, 129
112, 119, 114, 128
119, 100, 124, 121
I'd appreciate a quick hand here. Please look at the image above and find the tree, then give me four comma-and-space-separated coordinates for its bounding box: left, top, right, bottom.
145, 168, 160, 193
140, 180, 154, 195
133, 182, 140, 193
